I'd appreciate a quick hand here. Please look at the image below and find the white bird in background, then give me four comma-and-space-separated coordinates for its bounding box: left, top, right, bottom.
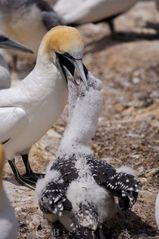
54, 0, 138, 34
0, 0, 62, 66
37, 74, 140, 239
0, 34, 33, 89
0, 145, 18, 239
0, 26, 88, 189
155, 193, 159, 230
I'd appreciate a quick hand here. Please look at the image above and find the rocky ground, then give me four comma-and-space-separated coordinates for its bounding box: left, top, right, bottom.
3, 1, 159, 238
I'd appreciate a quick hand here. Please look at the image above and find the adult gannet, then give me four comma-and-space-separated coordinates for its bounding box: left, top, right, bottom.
0, 145, 18, 239
0, 34, 33, 89
54, 0, 138, 34
37, 75, 140, 239
0, 26, 88, 189
0, 0, 62, 64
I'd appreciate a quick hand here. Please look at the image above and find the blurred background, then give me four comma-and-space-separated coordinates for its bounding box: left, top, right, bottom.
0, 0, 159, 238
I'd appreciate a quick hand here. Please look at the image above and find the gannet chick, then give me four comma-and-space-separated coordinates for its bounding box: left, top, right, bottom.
0, 145, 18, 239
37, 77, 140, 238
0, 34, 33, 89
0, 26, 88, 189
54, 0, 138, 34
0, 0, 63, 65
155, 193, 159, 229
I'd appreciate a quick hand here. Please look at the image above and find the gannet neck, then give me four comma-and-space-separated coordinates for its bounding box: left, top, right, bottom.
36, 45, 54, 71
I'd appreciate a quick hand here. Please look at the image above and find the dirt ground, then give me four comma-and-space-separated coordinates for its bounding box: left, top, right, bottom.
3, 1, 159, 238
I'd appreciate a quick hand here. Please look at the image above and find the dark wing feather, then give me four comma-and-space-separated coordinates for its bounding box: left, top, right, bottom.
35, 0, 53, 12
39, 155, 78, 215
35, 0, 63, 29
39, 180, 72, 215
41, 11, 63, 29
87, 157, 140, 210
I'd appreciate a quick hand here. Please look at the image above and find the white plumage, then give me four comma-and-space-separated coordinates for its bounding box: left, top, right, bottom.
155, 193, 159, 229
0, 26, 88, 188
37, 72, 140, 238
54, 0, 138, 33
0, 145, 18, 239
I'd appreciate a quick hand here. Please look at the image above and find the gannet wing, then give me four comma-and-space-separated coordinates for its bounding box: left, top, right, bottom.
0, 107, 28, 144
37, 155, 78, 216
35, 0, 63, 29
41, 11, 63, 29
39, 180, 72, 216
88, 157, 140, 210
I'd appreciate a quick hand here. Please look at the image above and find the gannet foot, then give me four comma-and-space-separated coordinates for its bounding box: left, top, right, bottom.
21, 154, 45, 183
8, 159, 36, 190
23, 171, 45, 182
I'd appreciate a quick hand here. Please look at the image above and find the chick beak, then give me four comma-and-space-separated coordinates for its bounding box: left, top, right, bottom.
0, 38, 33, 53
73, 59, 88, 89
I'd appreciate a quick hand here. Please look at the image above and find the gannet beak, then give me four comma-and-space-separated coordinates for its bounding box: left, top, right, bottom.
73, 59, 88, 89
0, 37, 33, 53
56, 52, 88, 89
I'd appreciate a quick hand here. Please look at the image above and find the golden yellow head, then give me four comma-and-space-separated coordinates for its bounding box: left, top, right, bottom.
0, 145, 5, 186
38, 26, 88, 89
42, 26, 84, 57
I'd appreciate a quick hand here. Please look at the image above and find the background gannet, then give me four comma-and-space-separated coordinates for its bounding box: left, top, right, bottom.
0, 145, 18, 239
0, 34, 33, 89
37, 75, 140, 238
156, 193, 159, 229
0, 26, 88, 189
0, 0, 63, 65
156, 0, 159, 11
54, 0, 138, 34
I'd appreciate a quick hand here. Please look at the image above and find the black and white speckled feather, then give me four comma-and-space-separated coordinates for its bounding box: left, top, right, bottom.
37, 151, 140, 238
87, 157, 140, 210
36, 74, 140, 238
